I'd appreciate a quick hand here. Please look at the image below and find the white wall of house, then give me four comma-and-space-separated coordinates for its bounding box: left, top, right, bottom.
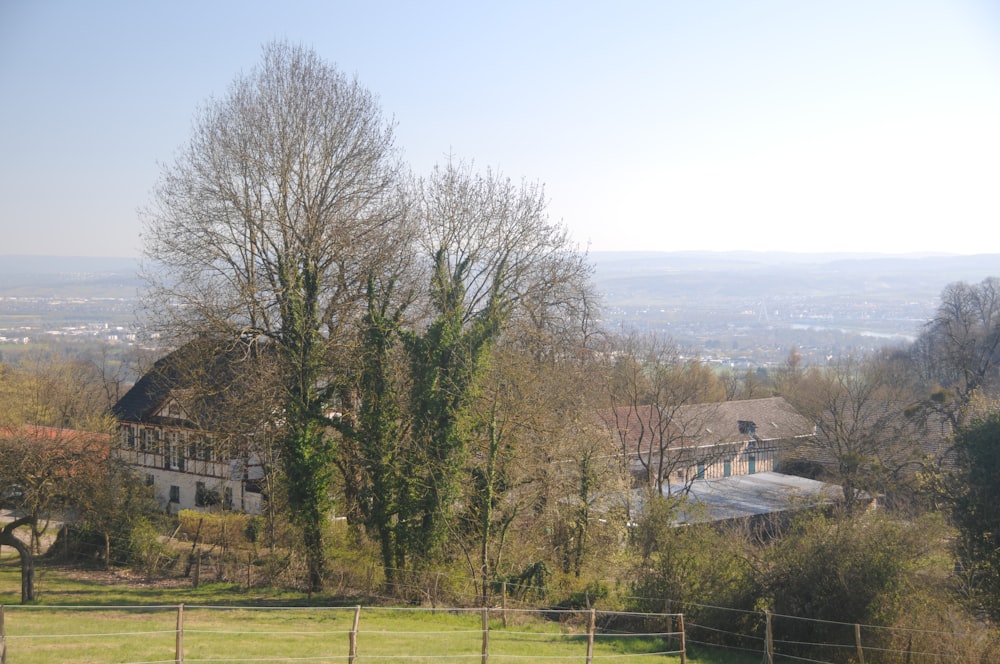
138, 466, 261, 514
116, 422, 265, 515
631, 439, 778, 484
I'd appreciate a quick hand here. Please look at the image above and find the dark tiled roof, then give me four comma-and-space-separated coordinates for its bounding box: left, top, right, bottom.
679, 397, 815, 445
602, 396, 814, 453
111, 336, 261, 427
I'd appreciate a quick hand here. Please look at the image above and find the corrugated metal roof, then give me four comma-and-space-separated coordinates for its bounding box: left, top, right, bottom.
634, 472, 843, 524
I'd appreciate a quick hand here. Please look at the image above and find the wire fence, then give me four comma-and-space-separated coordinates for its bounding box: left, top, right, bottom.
0, 601, 989, 664
4, 531, 996, 664
0, 604, 684, 664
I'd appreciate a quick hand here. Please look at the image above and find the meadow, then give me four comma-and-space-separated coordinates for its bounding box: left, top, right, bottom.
0, 562, 761, 664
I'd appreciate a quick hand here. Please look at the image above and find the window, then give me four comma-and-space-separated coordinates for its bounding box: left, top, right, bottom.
748, 454, 756, 475
723, 458, 732, 477
145, 474, 154, 487
196, 482, 219, 507
223, 486, 234, 511
169, 485, 180, 504
696, 462, 705, 480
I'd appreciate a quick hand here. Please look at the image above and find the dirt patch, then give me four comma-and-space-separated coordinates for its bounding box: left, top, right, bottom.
47, 565, 192, 589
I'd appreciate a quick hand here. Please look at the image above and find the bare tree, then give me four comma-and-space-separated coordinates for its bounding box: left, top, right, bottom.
141, 42, 405, 592
912, 278, 1000, 427
0, 351, 110, 431
602, 332, 725, 498
788, 354, 923, 513
0, 427, 139, 594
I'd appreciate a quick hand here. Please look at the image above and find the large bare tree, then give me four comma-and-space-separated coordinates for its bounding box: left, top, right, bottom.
141, 42, 405, 591
787, 354, 923, 513
912, 277, 1000, 427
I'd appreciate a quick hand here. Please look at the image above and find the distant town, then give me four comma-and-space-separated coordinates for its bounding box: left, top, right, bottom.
2, 251, 999, 373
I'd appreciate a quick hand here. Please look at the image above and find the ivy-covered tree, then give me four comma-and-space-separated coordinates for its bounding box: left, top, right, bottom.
399, 248, 505, 564
334, 273, 412, 587
337, 160, 595, 586
141, 42, 405, 592
952, 409, 1000, 620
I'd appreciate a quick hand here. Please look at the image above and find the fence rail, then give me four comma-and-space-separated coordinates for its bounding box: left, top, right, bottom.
0, 604, 686, 664
0, 602, 974, 664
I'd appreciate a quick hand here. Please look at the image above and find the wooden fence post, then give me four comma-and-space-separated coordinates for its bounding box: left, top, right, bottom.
175, 603, 184, 664
501, 582, 508, 628
348, 605, 361, 664
855, 623, 865, 664
1, 604, 6, 664
678, 613, 686, 664
765, 610, 774, 664
481, 606, 489, 664
586, 608, 596, 664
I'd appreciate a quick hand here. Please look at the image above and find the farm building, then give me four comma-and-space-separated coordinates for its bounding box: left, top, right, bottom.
111, 337, 272, 515
602, 396, 816, 492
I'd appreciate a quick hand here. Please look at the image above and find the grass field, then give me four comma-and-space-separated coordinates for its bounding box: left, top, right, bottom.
0, 560, 763, 664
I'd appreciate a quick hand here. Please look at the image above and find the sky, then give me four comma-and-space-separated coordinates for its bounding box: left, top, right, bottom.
2, 1, 999, 258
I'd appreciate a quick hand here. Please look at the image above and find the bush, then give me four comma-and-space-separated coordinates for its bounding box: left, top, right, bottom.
763, 510, 937, 661
626, 496, 761, 646
128, 516, 177, 577
952, 410, 1000, 621
177, 510, 251, 548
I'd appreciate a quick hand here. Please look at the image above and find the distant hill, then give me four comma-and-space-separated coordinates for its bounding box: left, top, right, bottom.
0, 255, 140, 275
3, 251, 999, 363
588, 251, 1000, 306
0, 256, 142, 298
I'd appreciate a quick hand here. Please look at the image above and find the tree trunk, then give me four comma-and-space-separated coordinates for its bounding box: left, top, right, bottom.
303, 518, 326, 594
0, 517, 35, 603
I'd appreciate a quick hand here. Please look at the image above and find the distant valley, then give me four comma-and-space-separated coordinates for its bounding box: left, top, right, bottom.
591, 251, 1000, 366
1, 252, 998, 370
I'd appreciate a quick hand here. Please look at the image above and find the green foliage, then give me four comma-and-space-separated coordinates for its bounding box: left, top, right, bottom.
554, 579, 609, 610
952, 410, 1000, 620
128, 516, 176, 577
628, 497, 758, 623
178, 510, 252, 548
625, 500, 943, 659
492, 560, 550, 602
398, 251, 503, 566
763, 510, 934, 659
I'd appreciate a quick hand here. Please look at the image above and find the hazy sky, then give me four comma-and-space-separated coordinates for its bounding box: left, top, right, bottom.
2, 1, 999, 258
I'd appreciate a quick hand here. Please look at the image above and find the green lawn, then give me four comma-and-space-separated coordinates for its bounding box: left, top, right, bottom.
0, 561, 761, 663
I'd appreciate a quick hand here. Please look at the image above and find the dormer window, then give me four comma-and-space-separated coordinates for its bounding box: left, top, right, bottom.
738, 420, 756, 436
